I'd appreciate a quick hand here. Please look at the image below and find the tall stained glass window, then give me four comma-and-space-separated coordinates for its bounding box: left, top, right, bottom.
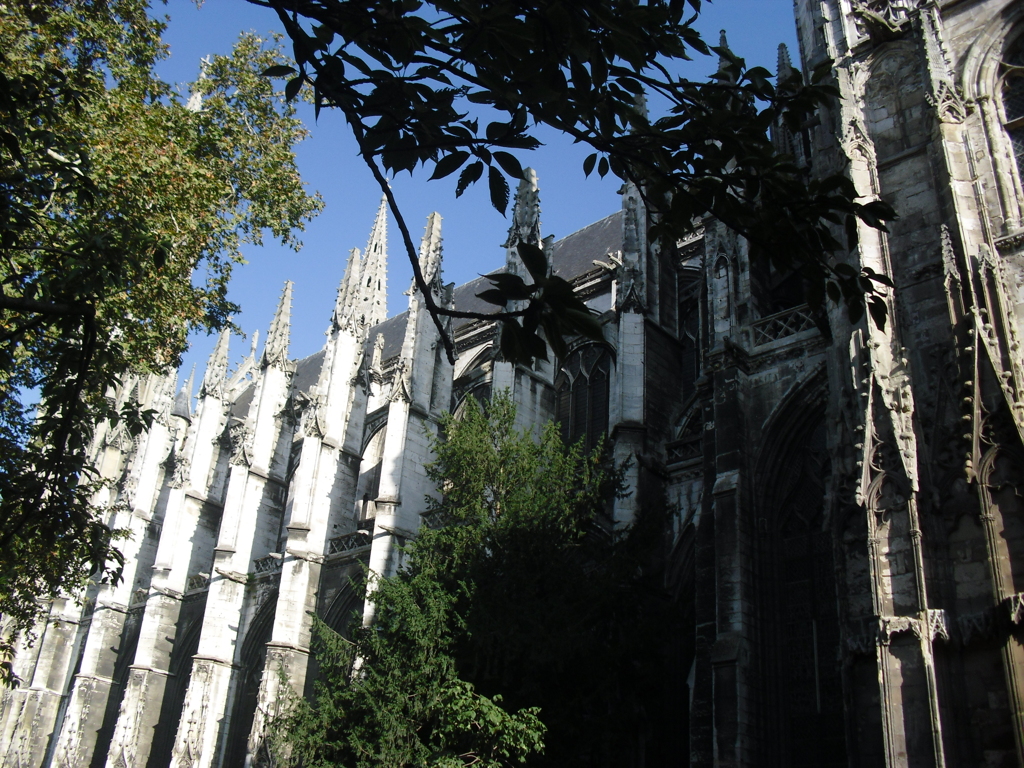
553, 345, 612, 452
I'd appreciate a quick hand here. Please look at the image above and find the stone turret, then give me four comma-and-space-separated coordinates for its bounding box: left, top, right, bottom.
171, 366, 195, 423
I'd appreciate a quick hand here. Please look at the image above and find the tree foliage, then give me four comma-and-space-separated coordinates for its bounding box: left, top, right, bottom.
278, 395, 675, 767
0, 0, 322, 680
253, 0, 897, 363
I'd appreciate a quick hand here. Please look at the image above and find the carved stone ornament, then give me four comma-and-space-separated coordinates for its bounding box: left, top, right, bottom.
226, 419, 255, 467
388, 358, 413, 404
106, 668, 149, 768
615, 260, 646, 314
172, 659, 214, 768
851, 0, 917, 39
925, 609, 950, 641
845, 617, 879, 655
247, 650, 286, 768
957, 605, 996, 644
623, 195, 641, 254
935, 80, 968, 123
295, 392, 326, 440
879, 615, 920, 644
166, 452, 191, 489
51, 681, 89, 768
118, 474, 139, 513
1007, 591, 1024, 625
103, 419, 133, 453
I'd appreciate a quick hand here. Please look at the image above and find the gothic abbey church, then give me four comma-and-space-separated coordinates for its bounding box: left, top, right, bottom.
4, 0, 1024, 765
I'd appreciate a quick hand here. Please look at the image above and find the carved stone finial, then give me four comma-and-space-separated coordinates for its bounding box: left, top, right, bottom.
185, 56, 210, 113
502, 168, 541, 251
940, 224, 959, 282
200, 328, 230, 398
332, 247, 362, 333
261, 281, 293, 369
777, 43, 793, 80
358, 196, 389, 330
418, 212, 444, 289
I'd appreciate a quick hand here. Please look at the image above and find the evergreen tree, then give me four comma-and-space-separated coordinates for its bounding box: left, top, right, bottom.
279, 395, 674, 767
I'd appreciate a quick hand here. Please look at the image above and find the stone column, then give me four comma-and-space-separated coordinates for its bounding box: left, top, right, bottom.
365, 213, 453, 618
245, 238, 384, 762
171, 286, 293, 768
0, 598, 86, 768
105, 333, 232, 768
52, 405, 176, 768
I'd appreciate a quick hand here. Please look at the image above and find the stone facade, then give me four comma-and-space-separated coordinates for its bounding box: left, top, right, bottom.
3, 0, 1024, 765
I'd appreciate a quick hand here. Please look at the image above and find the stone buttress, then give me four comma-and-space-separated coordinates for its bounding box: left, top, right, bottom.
363, 211, 454, 620
242, 199, 390, 764
169, 283, 295, 768
100, 331, 233, 768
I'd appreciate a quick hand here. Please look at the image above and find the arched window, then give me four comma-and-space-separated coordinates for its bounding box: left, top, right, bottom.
553, 345, 612, 452
1001, 35, 1024, 178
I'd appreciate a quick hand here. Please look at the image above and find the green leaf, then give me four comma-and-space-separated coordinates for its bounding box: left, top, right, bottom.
261, 64, 297, 78
826, 280, 841, 304
284, 76, 303, 101
845, 214, 858, 251
455, 161, 484, 197
430, 151, 469, 180
868, 296, 888, 331
488, 165, 510, 215
492, 151, 524, 180
517, 242, 548, 283
488, 272, 532, 301
583, 153, 597, 178
476, 288, 507, 307
562, 308, 604, 341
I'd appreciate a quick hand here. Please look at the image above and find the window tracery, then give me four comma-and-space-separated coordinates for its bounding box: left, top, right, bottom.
554, 344, 612, 452
1001, 35, 1024, 180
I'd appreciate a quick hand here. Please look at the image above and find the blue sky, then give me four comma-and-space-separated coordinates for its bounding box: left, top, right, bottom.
158, 0, 800, 379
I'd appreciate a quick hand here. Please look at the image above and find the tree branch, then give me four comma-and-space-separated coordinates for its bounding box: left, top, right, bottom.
0, 294, 92, 316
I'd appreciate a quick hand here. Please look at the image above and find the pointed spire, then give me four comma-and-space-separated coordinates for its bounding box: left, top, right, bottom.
185, 55, 211, 113
417, 212, 443, 288
632, 89, 649, 124
777, 42, 793, 80
716, 30, 738, 83
357, 196, 389, 329
262, 281, 293, 369
331, 247, 362, 332
172, 366, 196, 422
200, 328, 230, 398
504, 168, 541, 249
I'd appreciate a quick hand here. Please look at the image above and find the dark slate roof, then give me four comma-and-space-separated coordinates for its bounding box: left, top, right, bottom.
453, 274, 501, 318
292, 349, 326, 394
549, 210, 622, 279
450, 211, 621, 333
230, 383, 254, 418
366, 311, 409, 360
